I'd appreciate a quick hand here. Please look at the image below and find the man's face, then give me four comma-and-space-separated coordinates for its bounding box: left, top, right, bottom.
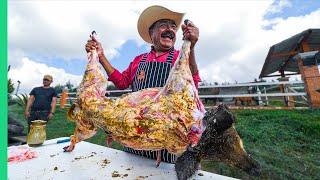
43, 78, 52, 87
149, 19, 177, 51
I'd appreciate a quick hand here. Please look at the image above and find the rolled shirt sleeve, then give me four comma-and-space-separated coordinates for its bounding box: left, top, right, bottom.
108, 68, 132, 90
107, 56, 142, 90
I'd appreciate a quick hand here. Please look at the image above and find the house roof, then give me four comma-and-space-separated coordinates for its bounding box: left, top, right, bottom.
259, 29, 320, 78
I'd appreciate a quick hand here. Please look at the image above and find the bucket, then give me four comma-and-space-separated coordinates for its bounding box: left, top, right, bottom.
27, 120, 47, 146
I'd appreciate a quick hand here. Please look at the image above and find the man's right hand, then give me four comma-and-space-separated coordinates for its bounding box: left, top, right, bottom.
85, 39, 104, 57
85, 36, 115, 75
25, 111, 30, 119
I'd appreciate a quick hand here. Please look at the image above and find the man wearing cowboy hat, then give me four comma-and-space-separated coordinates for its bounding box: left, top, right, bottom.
85, 5, 200, 163
25, 74, 57, 132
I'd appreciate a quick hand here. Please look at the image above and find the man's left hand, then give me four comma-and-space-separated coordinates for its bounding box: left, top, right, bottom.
181, 20, 199, 49
48, 112, 54, 120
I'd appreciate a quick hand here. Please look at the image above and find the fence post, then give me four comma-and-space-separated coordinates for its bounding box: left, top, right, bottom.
264, 87, 268, 106
60, 88, 68, 109
285, 84, 295, 107
278, 77, 289, 106
256, 86, 262, 106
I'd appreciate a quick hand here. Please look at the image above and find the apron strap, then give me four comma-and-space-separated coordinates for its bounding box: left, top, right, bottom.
166, 48, 174, 64
140, 53, 148, 63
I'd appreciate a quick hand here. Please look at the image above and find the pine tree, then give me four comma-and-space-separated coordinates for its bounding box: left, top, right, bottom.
8, 78, 15, 94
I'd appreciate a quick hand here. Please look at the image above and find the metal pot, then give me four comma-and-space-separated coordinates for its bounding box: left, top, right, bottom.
27, 120, 47, 146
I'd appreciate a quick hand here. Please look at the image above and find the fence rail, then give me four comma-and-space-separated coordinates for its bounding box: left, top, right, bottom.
57, 81, 308, 107
199, 92, 306, 98
198, 81, 304, 88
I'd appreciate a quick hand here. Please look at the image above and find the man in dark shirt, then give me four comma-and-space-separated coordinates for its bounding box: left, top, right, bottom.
25, 75, 57, 132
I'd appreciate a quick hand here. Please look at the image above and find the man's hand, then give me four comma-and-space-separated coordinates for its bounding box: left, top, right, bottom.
181, 20, 199, 49
47, 112, 54, 120
85, 37, 104, 57
25, 111, 30, 119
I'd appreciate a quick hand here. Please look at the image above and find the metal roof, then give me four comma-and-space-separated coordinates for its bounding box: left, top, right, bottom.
259, 29, 320, 78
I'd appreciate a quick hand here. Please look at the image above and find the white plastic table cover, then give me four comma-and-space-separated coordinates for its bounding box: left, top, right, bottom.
8, 137, 236, 180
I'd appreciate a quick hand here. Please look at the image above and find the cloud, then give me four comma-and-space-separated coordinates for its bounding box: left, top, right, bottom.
196, 3, 320, 83
8, 1, 145, 61
268, 0, 292, 14
8, 57, 83, 93
8, 0, 320, 89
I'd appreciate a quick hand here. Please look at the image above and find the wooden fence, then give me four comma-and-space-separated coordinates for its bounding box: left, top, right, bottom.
57, 81, 308, 108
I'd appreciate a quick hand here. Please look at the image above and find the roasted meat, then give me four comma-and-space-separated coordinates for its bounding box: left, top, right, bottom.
65, 36, 205, 155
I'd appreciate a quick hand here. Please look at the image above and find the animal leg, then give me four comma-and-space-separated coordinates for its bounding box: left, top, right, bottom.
63, 118, 97, 152
105, 135, 113, 147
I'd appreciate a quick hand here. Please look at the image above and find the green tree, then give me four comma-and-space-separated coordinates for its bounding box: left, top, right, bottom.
54, 84, 64, 94
8, 78, 15, 94
65, 80, 74, 90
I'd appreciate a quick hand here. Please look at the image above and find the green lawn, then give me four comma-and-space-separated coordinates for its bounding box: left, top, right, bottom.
8, 104, 320, 179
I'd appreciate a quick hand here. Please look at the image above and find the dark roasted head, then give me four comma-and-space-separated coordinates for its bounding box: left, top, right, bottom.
175, 104, 261, 180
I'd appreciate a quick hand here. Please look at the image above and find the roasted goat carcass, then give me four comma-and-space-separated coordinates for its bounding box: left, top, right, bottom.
64, 34, 206, 156
64, 32, 261, 180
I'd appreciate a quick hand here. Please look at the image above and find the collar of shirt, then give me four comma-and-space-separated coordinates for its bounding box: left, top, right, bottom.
147, 46, 177, 62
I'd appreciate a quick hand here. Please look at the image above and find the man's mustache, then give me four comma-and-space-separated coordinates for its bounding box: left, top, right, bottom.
161, 31, 175, 39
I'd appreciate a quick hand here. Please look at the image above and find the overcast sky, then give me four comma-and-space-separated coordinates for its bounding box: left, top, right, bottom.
8, 0, 320, 93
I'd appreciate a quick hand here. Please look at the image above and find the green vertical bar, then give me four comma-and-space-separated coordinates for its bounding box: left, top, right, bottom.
0, 0, 7, 178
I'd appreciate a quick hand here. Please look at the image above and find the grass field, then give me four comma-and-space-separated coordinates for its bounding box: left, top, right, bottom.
8, 104, 320, 179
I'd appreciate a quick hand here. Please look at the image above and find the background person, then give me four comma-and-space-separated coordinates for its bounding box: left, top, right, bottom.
25, 74, 57, 132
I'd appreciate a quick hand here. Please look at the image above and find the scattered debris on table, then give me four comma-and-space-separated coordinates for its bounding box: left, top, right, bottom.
111, 171, 129, 178
112, 171, 120, 177
50, 153, 59, 158
72, 152, 96, 162
101, 159, 111, 168
136, 175, 148, 179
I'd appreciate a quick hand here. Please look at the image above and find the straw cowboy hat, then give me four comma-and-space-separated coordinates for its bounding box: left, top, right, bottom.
137, 5, 185, 44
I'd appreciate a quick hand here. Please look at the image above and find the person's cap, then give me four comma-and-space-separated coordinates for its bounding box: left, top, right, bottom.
137, 5, 185, 44
43, 75, 53, 81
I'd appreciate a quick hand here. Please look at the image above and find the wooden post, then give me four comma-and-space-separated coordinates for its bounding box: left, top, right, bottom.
278, 71, 287, 106
297, 58, 320, 108
278, 76, 294, 107
60, 88, 69, 109
298, 40, 320, 109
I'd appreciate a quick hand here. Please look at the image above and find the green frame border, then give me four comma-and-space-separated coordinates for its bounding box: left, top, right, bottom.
1, 0, 7, 177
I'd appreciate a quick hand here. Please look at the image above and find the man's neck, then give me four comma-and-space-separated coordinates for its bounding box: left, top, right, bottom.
152, 46, 173, 57
155, 51, 167, 57
42, 85, 50, 88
